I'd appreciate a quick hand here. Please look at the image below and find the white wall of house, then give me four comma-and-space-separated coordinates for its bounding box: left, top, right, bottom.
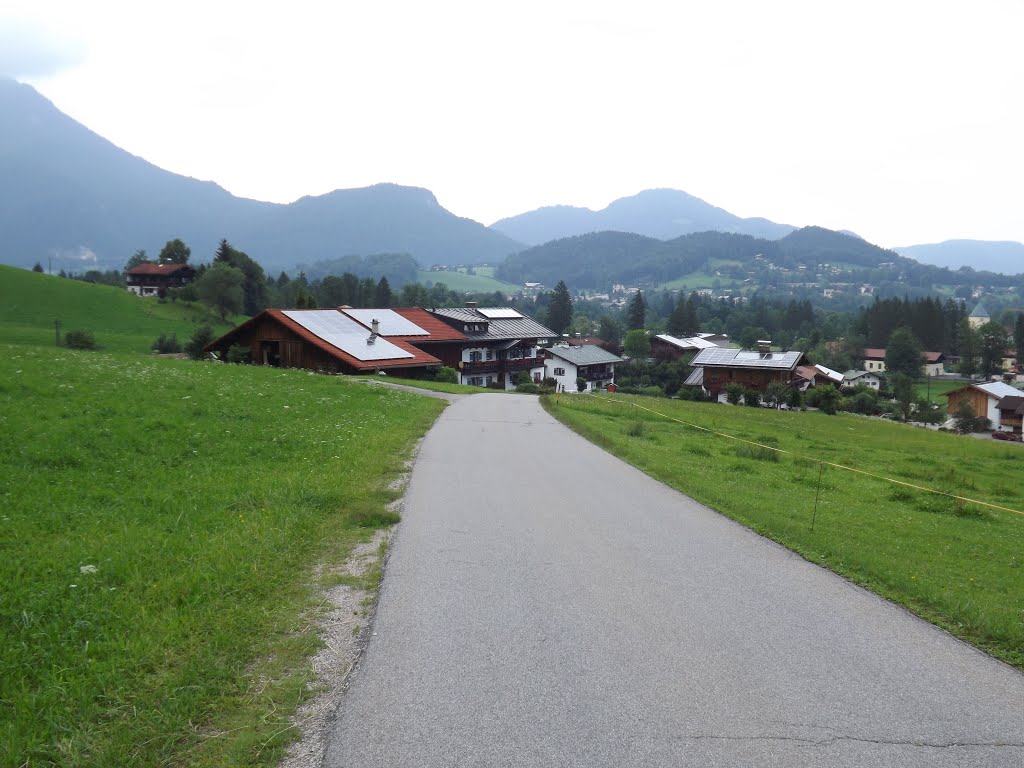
923, 362, 944, 376
848, 373, 882, 389
546, 359, 580, 392
983, 396, 1001, 426
865, 359, 885, 372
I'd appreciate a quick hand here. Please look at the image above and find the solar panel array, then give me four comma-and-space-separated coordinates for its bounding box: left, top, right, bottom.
478, 308, 523, 319
283, 310, 414, 361
692, 347, 801, 369
341, 308, 428, 336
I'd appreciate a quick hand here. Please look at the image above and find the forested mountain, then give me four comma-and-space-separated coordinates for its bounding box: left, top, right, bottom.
490, 188, 796, 245
0, 79, 521, 273
895, 240, 1024, 275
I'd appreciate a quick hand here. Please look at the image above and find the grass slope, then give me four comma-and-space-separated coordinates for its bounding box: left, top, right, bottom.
543, 394, 1024, 670
0, 265, 240, 353
417, 268, 521, 294
0, 347, 445, 766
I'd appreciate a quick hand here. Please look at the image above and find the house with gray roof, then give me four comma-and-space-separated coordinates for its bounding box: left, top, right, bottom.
544, 344, 623, 393
684, 345, 808, 399
968, 302, 990, 330
427, 304, 558, 389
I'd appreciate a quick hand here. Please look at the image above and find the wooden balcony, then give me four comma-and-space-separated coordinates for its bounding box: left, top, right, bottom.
461, 355, 544, 374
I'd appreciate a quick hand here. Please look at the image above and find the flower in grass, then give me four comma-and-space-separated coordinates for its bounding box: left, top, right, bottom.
80, 564, 98, 575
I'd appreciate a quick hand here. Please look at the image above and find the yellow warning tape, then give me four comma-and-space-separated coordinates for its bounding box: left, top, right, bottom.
591, 393, 1024, 518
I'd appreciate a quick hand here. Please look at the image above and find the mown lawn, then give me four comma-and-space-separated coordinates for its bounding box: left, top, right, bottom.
0, 347, 445, 766
543, 393, 1024, 670
0, 265, 240, 353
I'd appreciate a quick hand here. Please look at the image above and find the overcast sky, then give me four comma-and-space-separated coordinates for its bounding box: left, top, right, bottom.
2, 1, 1022, 248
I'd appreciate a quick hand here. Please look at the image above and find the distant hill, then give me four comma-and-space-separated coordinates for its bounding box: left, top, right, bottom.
490, 188, 796, 245
0, 79, 521, 274
895, 240, 1024, 275
0, 264, 236, 352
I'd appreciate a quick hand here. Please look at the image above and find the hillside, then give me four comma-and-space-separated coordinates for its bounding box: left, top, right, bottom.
895, 240, 1024, 275
0, 265, 238, 352
0, 79, 521, 274
490, 188, 795, 245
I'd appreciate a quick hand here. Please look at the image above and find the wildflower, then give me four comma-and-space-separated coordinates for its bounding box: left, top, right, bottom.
69, 584, 77, 588
80, 564, 98, 575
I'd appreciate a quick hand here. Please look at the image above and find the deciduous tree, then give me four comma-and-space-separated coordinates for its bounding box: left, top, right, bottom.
884, 327, 923, 379
158, 238, 191, 265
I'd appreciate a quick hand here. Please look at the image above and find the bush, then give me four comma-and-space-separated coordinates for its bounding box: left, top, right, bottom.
743, 388, 761, 407
434, 366, 458, 383
641, 386, 664, 397
226, 344, 251, 364
724, 383, 744, 405
786, 388, 804, 410
64, 329, 97, 350
542, 377, 557, 388
576, 376, 587, 392
151, 333, 182, 354
486, 381, 504, 390
517, 370, 533, 387
185, 324, 215, 360
516, 382, 540, 394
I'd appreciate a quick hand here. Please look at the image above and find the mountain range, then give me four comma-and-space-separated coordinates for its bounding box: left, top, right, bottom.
2, 77, 1021, 276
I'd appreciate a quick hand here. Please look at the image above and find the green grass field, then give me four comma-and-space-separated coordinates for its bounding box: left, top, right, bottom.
542, 393, 1024, 670
915, 376, 969, 403
658, 271, 742, 291
0, 346, 445, 766
0, 265, 240, 353
416, 268, 521, 295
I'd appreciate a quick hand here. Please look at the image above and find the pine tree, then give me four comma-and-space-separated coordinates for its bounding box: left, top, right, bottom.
546, 280, 573, 335
626, 291, 646, 331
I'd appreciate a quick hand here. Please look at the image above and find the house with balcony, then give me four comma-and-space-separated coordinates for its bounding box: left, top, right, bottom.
944, 381, 1022, 427
126, 262, 196, 297
684, 345, 808, 399
544, 344, 623, 393
426, 305, 557, 389
995, 395, 1024, 435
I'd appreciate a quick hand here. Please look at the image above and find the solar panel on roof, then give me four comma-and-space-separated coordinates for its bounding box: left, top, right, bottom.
341, 309, 428, 336
283, 310, 414, 361
478, 308, 523, 319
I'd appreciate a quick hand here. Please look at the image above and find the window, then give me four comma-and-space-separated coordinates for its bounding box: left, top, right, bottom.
553, 367, 566, 376
486, 350, 494, 360
470, 351, 482, 363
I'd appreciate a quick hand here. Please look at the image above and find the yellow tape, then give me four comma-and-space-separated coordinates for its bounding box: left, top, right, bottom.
593, 394, 1024, 518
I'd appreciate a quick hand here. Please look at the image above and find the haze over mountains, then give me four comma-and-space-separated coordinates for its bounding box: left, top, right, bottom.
2, 77, 1021, 276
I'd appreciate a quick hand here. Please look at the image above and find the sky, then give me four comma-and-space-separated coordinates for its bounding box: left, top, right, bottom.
2, 0, 1023, 248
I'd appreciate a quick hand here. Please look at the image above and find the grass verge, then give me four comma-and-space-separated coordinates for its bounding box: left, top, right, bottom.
0, 347, 444, 766
542, 392, 1024, 671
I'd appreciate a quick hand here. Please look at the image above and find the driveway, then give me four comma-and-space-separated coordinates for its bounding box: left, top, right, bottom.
324, 394, 1024, 767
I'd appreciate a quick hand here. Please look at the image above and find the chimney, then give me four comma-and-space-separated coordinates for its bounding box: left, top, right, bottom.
465, 300, 478, 308
757, 339, 772, 355
368, 318, 380, 345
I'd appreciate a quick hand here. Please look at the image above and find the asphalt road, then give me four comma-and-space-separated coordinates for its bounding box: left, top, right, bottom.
323, 394, 1024, 767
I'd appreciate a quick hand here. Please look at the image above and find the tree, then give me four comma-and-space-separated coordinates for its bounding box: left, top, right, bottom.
724, 383, 744, 405
598, 315, 623, 346
953, 398, 978, 434
124, 249, 149, 271
957, 319, 979, 379
196, 263, 245, 320
884, 327, 923, 379
212, 239, 268, 315
1015, 313, 1024, 369
765, 381, 789, 409
978, 321, 1008, 378
375, 276, 393, 308
546, 281, 573, 336
32, 262, 44, 273
185, 324, 215, 360
158, 238, 191, 265
625, 291, 646, 331
890, 372, 915, 422
623, 329, 651, 361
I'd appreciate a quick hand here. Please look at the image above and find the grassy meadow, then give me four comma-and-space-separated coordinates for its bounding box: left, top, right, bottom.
0, 265, 240, 353
416, 268, 521, 295
543, 393, 1024, 670
0, 345, 445, 766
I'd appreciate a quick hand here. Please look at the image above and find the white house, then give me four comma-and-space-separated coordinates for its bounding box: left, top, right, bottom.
843, 370, 883, 390
544, 344, 623, 393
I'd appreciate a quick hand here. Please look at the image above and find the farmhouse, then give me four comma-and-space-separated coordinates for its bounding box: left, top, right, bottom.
995, 395, 1024, 435
426, 305, 557, 388
684, 346, 808, 399
795, 363, 845, 389
944, 381, 1022, 427
126, 263, 196, 298
204, 307, 458, 376
544, 344, 623, 393
651, 334, 719, 362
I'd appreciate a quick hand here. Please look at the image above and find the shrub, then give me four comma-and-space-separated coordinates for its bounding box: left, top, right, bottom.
517, 370, 533, 387
542, 377, 557, 388
486, 381, 504, 390
434, 366, 458, 383
516, 382, 540, 394
576, 376, 587, 392
64, 329, 97, 350
641, 385, 664, 397
724, 383, 744, 405
226, 344, 251, 364
185, 324, 215, 360
151, 333, 182, 354
743, 388, 761, 407
786, 388, 804, 410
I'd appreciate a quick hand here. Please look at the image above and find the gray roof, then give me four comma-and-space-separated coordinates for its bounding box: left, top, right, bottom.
683, 367, 704, 386
690, 347, 804, 371
429, 307, 557, 341
843, 369, 880, 381
970, 302, 989, 318
546, 344, 623, 366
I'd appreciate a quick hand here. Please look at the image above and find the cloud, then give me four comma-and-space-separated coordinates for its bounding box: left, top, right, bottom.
0, 17, 85, 78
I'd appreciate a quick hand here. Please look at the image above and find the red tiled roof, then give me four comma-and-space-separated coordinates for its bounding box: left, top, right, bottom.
387, 308, 468, 341
924, 351, 944, 363
796, 365, 818, 381
864, 348, 886, 360
126, 262, 192, 276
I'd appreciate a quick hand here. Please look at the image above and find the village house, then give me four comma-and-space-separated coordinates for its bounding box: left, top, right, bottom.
544, 344, 623, 393
203, 307, 461, 377
426, 304, 557, 388
843, 370, 883, 390
995, 395, 1024, 435
944, 381, 1023, 427
125, 262, 196, 298
650, 333, 719, 362
863, 348, 945, 376
795, 363, 845, 390
684, 344, 808, 399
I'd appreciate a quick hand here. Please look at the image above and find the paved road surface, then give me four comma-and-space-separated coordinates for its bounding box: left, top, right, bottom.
324, 394, 1024, 767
